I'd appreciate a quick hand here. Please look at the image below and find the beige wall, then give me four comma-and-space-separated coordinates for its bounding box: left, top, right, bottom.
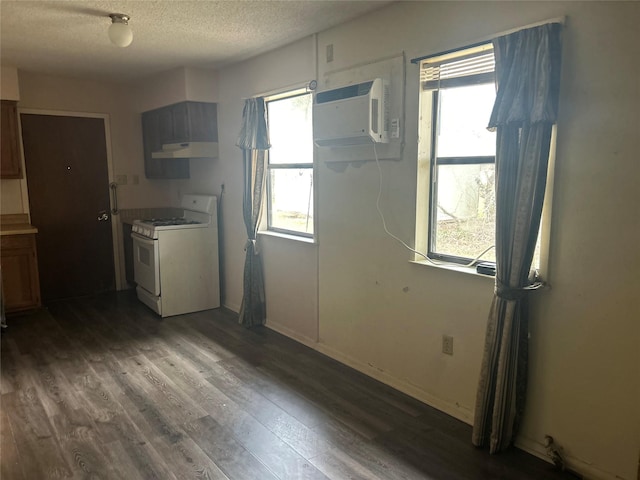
11, 71, 175, 210
128, 66, 219, 209
130, 66, 218, 113
0, 179, 25, 214
7, 66, 220, 213
131, 67, 188, 113
185, 67, 218, 103
5, 71, 175, 287
2, 2, 638, 479
195, 3, 638, 480
1, 66, 23, 214
180, 37, 316, 311
1, 65, 20, 100
1, 66, 220, 283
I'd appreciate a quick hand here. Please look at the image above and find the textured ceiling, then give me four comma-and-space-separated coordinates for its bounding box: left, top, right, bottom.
0, 0, 392, 83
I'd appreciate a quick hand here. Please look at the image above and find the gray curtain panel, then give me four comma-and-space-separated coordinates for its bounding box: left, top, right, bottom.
236, 98, 270, 327
472, 23, 562, 453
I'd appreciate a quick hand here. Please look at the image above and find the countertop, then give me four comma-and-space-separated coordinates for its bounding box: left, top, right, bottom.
0, 214, 38, 236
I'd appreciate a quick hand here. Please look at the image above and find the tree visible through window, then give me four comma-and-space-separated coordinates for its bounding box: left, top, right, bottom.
418, 44, 498, 265
432, 82, 497, 263
265, 91, 314, 237
417, 44, 542, 268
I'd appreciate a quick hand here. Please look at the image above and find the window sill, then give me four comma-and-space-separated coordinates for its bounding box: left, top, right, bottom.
410, 260, 551, 292
409, 259, 496, 281
257, 230, 316, 245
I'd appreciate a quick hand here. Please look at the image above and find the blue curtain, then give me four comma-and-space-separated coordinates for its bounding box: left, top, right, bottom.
472, 23, 563, 453
236, 98, 270, 327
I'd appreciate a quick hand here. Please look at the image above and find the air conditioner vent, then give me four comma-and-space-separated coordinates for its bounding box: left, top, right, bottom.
313, 78, 389, 147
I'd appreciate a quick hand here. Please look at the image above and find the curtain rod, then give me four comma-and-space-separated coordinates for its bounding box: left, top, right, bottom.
410, 15, 566, 64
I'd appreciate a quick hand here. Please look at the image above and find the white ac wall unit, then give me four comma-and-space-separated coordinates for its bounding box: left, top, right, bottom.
313, 78, 389, 147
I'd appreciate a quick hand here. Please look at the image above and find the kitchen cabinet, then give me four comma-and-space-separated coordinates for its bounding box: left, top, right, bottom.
141, 101, 218, 179
1, 100, 22, 179
1, 232, 41, 314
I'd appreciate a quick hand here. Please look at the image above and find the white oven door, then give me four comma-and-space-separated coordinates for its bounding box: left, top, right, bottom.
132, 233, 160, 296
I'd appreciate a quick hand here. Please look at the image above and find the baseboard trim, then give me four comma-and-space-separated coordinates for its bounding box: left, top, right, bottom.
265, 320, 318, 349
262, 324, 629, 480
262, 324, 474, 426
516, 436, 624, 480
222, 302, 241, 314
313, 342, 473, 424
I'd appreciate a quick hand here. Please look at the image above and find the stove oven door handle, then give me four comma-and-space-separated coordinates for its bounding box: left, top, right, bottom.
110, 182, 119, 215
131, 232, 156, 246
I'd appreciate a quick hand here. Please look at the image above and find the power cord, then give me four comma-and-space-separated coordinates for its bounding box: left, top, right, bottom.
372, 142, 494, 268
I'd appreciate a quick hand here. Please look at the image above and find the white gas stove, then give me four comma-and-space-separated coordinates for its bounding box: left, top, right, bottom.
131, 194, 220, 317
132, 194, 216, 239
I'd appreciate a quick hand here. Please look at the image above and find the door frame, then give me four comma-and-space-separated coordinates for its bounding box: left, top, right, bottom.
17, 108, 124, 291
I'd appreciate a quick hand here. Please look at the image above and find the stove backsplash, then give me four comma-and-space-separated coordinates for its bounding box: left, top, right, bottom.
119, 207, 184, 225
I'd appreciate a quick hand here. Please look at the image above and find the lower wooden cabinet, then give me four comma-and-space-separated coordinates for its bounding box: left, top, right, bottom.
1, 234, 41, 314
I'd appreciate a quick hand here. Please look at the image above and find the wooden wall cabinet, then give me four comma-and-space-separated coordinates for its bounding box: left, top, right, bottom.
141, 101, 218, 179
1, 100, 23, 179
1, 234, 41, 314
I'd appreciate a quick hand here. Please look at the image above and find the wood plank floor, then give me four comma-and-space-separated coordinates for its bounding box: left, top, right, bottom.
1, 291, 577, 480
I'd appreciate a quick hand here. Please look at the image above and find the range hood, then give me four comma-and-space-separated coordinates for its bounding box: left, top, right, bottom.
151, 142, 218, 159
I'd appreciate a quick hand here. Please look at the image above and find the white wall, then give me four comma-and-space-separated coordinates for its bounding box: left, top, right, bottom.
261, 234, 319, 345
181, 38, 317, 313
199, 2, 639, 480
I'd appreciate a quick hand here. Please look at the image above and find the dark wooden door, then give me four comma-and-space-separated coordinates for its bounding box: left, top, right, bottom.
20, 114, 115, 301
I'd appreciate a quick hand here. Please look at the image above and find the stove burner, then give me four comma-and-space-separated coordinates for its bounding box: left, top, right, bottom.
143, 217, 202, 227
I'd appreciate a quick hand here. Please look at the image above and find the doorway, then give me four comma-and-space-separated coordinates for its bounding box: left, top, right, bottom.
20, 113, 118, 301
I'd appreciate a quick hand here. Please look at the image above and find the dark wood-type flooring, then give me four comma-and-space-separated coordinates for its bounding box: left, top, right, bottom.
1, 292, 577, 480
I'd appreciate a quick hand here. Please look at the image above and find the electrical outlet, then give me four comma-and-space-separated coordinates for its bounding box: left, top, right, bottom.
442, 335, 454, 355
115, 174, 127, 185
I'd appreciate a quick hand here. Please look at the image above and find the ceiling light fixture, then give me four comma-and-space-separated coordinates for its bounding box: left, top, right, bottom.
108, 13, 133, 48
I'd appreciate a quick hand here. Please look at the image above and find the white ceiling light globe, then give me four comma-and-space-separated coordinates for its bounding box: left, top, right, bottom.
108, 15, 133, 48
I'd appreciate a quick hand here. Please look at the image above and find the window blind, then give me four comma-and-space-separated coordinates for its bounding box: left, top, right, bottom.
421, 44, 495, 90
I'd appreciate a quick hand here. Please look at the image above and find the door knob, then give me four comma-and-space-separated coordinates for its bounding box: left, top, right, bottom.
97, 211, 109, 221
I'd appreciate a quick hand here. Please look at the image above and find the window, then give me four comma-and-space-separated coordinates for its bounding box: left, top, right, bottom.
417, 44, 498, 265
265, 90, 314, 237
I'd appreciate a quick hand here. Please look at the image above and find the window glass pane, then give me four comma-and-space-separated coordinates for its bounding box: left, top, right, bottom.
433, 163, 495, 262
532, 228, 541, 271
436, 83, 496, 158
269, 168, 314, 235
267, 94, 313, 165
